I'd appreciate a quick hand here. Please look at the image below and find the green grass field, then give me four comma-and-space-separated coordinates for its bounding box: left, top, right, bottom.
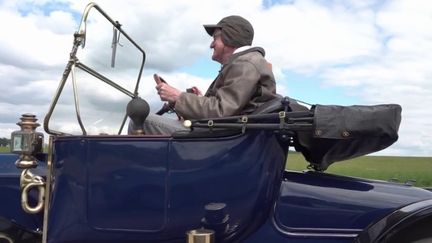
0, 146, 9, 153
1, 146, 431, 187
287, 152, 432, 188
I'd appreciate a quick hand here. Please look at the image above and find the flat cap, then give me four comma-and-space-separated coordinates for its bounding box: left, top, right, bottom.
203, 15, 254, 48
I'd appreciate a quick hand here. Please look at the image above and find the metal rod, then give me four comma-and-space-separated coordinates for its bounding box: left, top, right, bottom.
71, 63, 87, 135
191, 122, 313, 131
191, 111, 313, 123
75, 62, 134, 97
111, 27, 118, 68
77, 2, 146, 96
118, 113, 128, 135
42, 136, 54, 243
43, 42, 81, 135
44, 2, 146, 135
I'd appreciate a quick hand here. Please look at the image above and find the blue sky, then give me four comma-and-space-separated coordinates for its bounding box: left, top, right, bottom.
0, 0, 431, 157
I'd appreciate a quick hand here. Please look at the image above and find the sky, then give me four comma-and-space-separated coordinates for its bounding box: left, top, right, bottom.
0, 0, 431, 157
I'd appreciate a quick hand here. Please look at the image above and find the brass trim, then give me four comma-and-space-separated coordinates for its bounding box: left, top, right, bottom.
241, 116, 248, 123
0, 233, 13, 243
19, 169, 45, 214
278, 111, 286, 119
186, 229, 215, 243
21, 179, 45, 214
42, 136, 54, 243
183, 120, 192, 128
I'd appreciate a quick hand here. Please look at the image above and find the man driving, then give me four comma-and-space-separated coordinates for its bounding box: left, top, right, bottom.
133, 15, 278, 135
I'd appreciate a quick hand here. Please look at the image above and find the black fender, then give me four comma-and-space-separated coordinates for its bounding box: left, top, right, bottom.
354, 198, 432, 243
0, 217, 42, 243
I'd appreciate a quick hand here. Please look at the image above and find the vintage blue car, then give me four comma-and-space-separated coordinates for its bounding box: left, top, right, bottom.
1, 3, 431, 243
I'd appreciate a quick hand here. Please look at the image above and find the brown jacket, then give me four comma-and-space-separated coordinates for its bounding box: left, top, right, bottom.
175, 47, 277, 119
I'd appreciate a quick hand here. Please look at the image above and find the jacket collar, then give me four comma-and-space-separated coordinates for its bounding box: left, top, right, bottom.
234, 45, 252, 54
233, 46, 265, 56
220, 46, 265, 69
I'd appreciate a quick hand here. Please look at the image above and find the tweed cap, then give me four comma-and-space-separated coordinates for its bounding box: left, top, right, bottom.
203, 15, 254, 47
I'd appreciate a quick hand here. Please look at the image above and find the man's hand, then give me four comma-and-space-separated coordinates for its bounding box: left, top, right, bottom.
186, 86, 203, 96
154, 74, 182, 103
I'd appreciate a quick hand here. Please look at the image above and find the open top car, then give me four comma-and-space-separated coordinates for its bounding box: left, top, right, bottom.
1, 3, 432, 243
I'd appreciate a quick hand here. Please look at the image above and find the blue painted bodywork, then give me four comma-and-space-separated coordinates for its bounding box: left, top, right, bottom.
47, 131, 285, 242
0, 154, 45, 232
1, 130, 432, 242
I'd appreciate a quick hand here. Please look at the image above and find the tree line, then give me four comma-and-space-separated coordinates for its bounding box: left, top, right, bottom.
0, 137, 11, 147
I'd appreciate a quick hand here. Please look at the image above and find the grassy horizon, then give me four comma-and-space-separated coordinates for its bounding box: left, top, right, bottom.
287, 152, 432, 188
0, 146, 10, 153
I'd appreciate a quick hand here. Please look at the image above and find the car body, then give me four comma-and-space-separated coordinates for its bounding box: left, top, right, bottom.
1, 2, 431, 243
2, 131, 432, 243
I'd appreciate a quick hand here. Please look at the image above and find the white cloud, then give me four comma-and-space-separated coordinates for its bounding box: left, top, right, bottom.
0, 10, 73, 68
255, 0, 380, 72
